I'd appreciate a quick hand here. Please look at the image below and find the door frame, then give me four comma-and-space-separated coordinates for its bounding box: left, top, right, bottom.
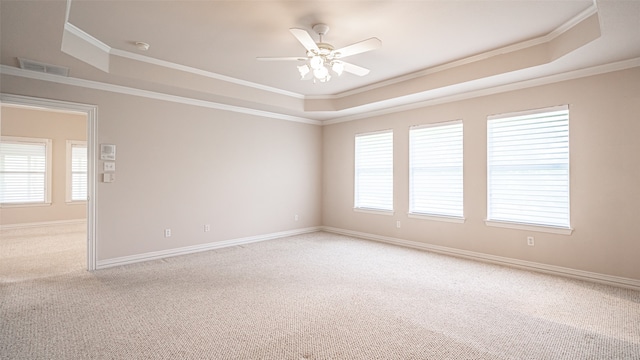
1, 93, 98, 271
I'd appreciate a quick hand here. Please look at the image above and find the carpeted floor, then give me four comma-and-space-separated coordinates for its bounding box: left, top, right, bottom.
1, 231, 639, 359
0, 223, 86, 283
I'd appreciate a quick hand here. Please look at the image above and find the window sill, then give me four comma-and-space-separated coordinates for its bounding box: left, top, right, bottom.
485, 220, 573, 235
408, 213, 465, 224
65, 200, 88, 205
0, 202, 52, 209
354, 208, 395, 216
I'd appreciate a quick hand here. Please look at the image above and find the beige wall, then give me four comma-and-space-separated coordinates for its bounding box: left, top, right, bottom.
1, 106, 87, 225
0, 75, 323, 261
2, 67, 638, 281
323, 67, 640, 280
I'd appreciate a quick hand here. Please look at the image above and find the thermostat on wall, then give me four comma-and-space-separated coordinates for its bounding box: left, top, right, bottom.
100, 144, 116, 160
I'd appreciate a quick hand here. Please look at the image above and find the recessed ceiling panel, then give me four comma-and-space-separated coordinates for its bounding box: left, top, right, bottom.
67, 0, 594, 95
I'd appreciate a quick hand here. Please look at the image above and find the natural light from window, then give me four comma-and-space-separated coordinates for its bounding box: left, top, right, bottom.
409, 121, 463, 219
0, 137, 51, 205
487, 105, 570, 229
354, 130, 393, 212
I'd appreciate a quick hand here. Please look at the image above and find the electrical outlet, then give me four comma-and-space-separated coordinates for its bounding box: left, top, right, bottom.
204, 224, 210, 232
527, 236, 534, 246
164, 229, 172, 238
294, 214, 299, 221
396, 220, 401, 228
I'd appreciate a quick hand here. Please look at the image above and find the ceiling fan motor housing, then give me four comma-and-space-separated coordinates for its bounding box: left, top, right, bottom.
312, 23, 330, 36
257, 23, 379, 81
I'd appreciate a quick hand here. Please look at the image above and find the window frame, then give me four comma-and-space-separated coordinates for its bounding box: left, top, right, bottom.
0, 136, 52, 207
408, 120, 464, 222
353, 129, 394, 214
485, 105, 572, 235
66, 140, 88, 203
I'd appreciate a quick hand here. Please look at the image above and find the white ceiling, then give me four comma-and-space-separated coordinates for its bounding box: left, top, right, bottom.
1, 0, 639, 122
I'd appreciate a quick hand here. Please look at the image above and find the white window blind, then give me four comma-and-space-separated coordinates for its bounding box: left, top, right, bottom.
354, 130, 393, 212
0, 137, 51, 205
67, 141, 87, 202
410, 121, 463, 218
487, 105, 570, 228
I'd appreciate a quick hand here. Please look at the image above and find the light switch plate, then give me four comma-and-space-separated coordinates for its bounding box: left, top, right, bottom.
103, 173, 115, 183
103, 162, 116, 172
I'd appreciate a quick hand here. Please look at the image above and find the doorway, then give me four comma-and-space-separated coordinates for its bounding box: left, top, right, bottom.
0, 94, 97, 276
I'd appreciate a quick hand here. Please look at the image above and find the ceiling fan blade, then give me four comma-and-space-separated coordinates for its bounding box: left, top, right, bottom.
289, 28, 319, 52
333, 37, 382, 58
256, 56, 307, 61
342, 61, 370, 76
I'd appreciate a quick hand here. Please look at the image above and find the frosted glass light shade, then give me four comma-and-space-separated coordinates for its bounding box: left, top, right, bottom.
313, 66, 329, 79
297, 64, 310, 79
309, 56, 323, 70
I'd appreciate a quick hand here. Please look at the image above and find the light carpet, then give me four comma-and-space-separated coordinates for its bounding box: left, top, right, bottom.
0, 223, 86, 283
1, 231, 639, 359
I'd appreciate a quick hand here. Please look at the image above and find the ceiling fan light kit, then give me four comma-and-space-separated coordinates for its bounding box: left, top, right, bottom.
300, 47, 342, 82
257, 23, 381, 84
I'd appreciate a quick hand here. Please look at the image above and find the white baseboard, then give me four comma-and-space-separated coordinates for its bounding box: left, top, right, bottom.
96, 226, 322, 269
322, 226, 640, 291
0, 219, 87, 231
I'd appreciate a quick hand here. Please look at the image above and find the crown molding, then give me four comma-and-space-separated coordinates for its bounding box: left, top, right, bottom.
62, 1, 599, 105
3, 59, 637, 127
65, 0, 72, 23
63, 22, 111, 54
109, 48, 305, 99
61, 0, 602, 113
550, 1, 598, 38
62, 16, 304, 100
0, 65, 320, 125
334, 3, 600, 99
63, 0, 304, 100
322, 58, 640, 125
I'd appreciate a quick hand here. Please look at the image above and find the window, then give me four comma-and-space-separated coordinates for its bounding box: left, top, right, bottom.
409, 121, 463, 220
0, 136, 52, 205
487, 105, 570, 230
67, 140, 87, 202
354, 130, 393, 212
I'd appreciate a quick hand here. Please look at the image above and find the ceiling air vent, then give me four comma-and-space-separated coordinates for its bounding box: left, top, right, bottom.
18, 58, 69, 77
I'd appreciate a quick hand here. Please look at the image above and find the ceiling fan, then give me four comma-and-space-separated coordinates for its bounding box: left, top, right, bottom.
257, 24, 382, 83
